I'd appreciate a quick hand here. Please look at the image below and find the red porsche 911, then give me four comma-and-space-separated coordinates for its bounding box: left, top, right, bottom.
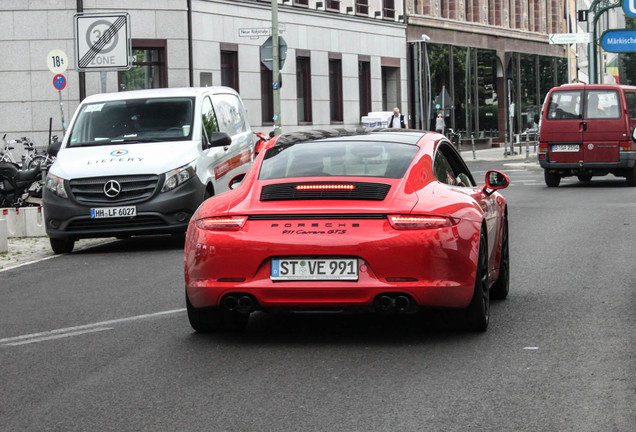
184, 129, 509, 332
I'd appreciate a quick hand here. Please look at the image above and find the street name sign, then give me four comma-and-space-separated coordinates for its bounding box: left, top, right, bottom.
549, 33, 593, 44
601, 29, 636, 53
240, 28, 272, 37
74, 12, 131, 71
624, 0, 636, 18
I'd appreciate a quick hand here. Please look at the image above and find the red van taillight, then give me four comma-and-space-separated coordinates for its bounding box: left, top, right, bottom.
619, 141, 631, 151
538, 142, 548, 160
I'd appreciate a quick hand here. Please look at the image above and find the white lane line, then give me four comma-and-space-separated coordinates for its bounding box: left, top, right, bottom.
0, 308, 186, 346
4, 327, 113, 346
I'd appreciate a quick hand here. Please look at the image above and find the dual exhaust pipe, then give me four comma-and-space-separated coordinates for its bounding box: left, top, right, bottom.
222, 294, 258, 314
374, 294, 415, 314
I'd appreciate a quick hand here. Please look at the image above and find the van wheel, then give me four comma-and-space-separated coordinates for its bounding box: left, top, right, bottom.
544, 170, 561, 187
577, 174, 592, 182
50, 238, 75, 254
626, 166, 636, 187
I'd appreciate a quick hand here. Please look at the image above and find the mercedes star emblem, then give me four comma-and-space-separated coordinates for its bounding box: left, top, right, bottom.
104, 180, 122, 198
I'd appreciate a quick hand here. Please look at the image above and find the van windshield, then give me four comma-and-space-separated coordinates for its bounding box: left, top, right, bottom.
67, 97, 195, 147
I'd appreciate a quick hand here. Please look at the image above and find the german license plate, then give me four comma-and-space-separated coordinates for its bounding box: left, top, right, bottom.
90, 206, 136, 219
271, 258, 358, 281
552, 144, 579, 152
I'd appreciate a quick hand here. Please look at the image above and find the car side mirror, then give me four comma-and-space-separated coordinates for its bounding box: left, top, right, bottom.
208, 132, 232, 148
229, 173, 245, 190
47, 140, 62, 157
483, 170, 509, 195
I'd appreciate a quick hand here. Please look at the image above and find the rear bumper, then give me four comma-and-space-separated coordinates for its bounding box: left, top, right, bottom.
539, 151, 636, 172
184, 217, 482, 310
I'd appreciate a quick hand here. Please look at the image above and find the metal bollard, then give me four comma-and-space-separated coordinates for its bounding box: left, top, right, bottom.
471, 133, 476, 160
525, 133, 530, 163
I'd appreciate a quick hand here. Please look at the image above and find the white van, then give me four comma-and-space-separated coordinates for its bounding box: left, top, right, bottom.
43, 87, 255, 253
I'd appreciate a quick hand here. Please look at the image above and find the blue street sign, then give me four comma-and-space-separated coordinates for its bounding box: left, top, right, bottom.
273, 81, 280, 90
624, 0, 636, 18
53, 74, 67, 90
601, 29, 636, 53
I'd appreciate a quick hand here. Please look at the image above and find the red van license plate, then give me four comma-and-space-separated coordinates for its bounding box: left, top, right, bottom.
552, 144, 579, 152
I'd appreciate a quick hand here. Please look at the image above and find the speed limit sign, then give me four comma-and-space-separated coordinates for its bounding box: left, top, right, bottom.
74, 12, 131, 71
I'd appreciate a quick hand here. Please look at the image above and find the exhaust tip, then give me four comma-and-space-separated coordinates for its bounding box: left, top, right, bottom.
395, 295, 410, 311
222, 295, 238, 311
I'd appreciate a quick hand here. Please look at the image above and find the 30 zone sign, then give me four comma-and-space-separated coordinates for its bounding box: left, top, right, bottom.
74, 12, 131, 71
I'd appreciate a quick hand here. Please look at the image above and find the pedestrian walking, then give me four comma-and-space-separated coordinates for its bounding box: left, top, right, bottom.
435, 114, 446, 134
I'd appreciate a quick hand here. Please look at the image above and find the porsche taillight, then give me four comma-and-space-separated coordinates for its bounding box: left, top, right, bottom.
388, 215, 459, 230
196, 216, 247, 231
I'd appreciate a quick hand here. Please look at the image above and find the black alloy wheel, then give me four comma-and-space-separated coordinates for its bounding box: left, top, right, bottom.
466, 230, 489, 331
186, 291, 248, 332
490, 216, 509, 300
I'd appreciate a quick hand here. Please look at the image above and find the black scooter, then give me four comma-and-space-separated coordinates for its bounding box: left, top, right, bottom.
0, 161, 42, 207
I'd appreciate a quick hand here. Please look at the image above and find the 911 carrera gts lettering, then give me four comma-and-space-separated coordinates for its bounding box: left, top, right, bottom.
281, 229, 347, 235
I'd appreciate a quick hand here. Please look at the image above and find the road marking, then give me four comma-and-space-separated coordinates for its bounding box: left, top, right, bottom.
4, 327, 113, 346
0, 308, 185, 347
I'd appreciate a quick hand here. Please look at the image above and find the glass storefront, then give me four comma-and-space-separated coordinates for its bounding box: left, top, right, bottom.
411, 43, 568, 142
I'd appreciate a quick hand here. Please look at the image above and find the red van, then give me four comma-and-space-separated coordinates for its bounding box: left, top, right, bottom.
538, 84, 636, 187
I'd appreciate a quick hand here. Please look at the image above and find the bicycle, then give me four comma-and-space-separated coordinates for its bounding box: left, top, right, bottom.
22, 136, 55, 171
1, 134, 22, 168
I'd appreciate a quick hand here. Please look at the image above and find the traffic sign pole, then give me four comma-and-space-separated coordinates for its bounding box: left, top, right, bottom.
271, 0, 281, 136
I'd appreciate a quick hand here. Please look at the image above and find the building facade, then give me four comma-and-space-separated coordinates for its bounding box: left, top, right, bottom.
0, 0, 407, 146
406, 0, 570, 143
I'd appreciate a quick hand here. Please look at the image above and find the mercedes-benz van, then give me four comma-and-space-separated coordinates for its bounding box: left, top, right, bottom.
43, 87, 255, 253
538, 83, 636, 187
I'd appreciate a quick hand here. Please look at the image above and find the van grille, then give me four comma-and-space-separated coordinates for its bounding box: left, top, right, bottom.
69, 175, 160, 205
66, 215, 165, 232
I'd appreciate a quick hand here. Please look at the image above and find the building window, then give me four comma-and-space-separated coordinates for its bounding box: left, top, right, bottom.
356, 0, 369, 16
221, 49, 239, 92
326, 0, 340, 11
329, 58, 343, 122
293, 0, 309, 6
260, 63, 273, 124
383, 0, 395, 19
297, 56, 313, 123
118, 39, 167, 91
359, 60, 372, 117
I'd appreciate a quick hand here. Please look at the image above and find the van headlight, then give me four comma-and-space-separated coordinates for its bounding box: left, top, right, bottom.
45, 173, 68, 198
162, 161, 196, 192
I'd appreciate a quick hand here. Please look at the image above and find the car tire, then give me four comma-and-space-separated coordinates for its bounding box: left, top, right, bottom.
465, 230, 489, 331
544, 170, 561, 187
626, 166, 636, 187
50, 238, 75, 254
577, 174, 592, 182
490, 216, 509, 300
186, 292, 248, 332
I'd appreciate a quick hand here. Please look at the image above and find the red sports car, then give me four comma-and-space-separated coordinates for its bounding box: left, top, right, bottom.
184, 129, 509, 332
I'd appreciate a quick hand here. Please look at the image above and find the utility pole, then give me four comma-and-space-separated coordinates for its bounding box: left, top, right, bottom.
271, 0, 281, 135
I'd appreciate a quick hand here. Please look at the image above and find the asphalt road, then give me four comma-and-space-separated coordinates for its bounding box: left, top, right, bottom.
1, 164, 635, 431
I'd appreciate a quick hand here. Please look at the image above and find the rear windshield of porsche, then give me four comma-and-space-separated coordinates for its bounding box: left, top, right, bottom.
259, 140, 419, 180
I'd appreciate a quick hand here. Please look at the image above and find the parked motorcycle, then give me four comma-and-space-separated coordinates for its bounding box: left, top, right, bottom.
0, 161, 43, 207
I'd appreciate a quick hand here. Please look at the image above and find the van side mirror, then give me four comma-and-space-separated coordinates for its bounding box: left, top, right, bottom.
483, 170, 509, 195
229, 173, 246, 190
47, 140, 62, 157
208, 132, 232, 148
632, 126, 636, 142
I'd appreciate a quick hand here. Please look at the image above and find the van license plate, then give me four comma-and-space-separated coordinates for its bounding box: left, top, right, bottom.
552, 144, 579, 152
90, 206, 137, 218
271, 258, 358, 281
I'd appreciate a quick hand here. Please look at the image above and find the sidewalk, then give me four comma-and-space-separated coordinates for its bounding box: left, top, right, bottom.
0, 147, 540, 271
